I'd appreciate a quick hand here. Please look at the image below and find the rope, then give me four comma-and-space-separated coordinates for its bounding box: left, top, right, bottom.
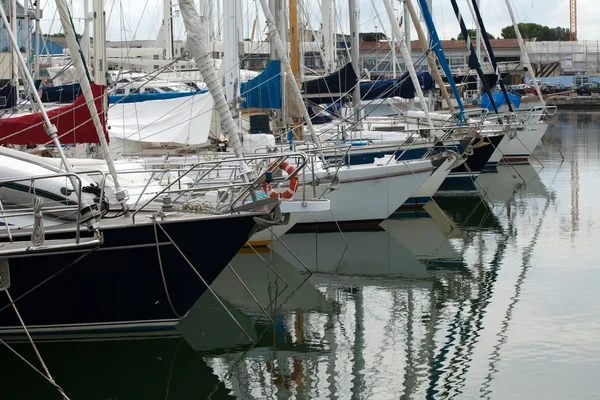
31, 196, 45, 247
152, 217, 189, 319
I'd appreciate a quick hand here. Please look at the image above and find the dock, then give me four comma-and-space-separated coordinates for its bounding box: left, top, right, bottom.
551, 94, 600, 109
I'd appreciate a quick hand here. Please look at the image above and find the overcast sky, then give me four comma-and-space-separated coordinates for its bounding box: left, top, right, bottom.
37, 0, 598, 43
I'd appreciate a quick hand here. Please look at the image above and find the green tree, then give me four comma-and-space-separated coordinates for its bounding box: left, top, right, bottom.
457, 29, 495, 41
501, 23, 570, 41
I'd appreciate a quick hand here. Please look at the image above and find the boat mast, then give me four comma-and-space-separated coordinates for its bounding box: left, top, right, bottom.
24, 0, 31, 78
56, 0, 130, 212
417, 0, 465, 123
222, 0, 241, 105
322, 0, 336, 72
403, 0, 414, 111
449, 0, 499, 116
503, 0, 545, 106
82, 0, 90, 65
34, 0, 40, 79
178, 0, 252, 177
163, 0, 174, 60
469, 0, 514, 112
404, 0, 453, 114
269, 0, 287, 136
383, 0, 433, 130
348, 0, 362, 129
10, 0, 17, 91
289, 0, 302, 140
475, 0, 482, 98
256, 0, 327, 163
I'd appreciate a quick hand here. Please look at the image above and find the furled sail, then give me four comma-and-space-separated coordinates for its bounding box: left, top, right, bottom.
0, 83, 107, 145
107, 91, 214, 146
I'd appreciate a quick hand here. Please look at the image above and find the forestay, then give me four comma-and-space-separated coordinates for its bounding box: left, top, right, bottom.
107, 91, 214, 146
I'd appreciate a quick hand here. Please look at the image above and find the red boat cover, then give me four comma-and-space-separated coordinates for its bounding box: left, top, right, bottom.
0, 83, 108, 145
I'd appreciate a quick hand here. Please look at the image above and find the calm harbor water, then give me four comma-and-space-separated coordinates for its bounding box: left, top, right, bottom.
2, 110, 600, 399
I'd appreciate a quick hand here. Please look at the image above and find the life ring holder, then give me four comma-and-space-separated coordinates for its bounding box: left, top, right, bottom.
262, 160, 299, 199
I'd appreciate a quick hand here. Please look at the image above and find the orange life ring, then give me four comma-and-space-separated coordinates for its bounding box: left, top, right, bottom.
262, 161, 299, 199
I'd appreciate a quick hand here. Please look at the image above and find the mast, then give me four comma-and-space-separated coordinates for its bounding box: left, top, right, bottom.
34, 0, 40, 79
82, 0, 90, 65
475, 0, 482, 97
57, 0, 130, 212
403, 0, 414, 111
163, 0, 173, 60
222, 0, 241, 104
289, 0, 302, 140
10, 0, 17, 90
405, 0, 453, 114
24, 0, 31, 77
417, 0, 465, 123
469, 0, 514, 112
449, 0, 499, 116
348, 0, 361, 128
383, 0, 433, 129
178, 0, 252, 177
322, 0, 335, 72
269, 0, 286, 136
503, 0, 545, 106
256, 0, 327, 162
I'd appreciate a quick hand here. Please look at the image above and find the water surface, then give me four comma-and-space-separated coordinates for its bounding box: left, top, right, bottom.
2, 110, 599, 399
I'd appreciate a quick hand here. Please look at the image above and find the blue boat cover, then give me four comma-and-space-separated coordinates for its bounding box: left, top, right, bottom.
109, 91, 202, 104
481, 92, 521, 111
241, 60, 282, 109
360, 72, 434, 100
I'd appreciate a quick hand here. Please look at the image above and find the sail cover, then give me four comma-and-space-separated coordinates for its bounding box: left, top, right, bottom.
302, 63, 358, 104
240, 60, 282, 109
108, 91, 214, 146
0, 83, 107, 145
481, 91, 521, 111
361, 72, 434, 100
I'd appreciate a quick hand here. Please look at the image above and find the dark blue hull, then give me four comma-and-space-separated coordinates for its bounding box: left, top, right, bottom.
438, 134, 504, 192
0, 213, 259, 335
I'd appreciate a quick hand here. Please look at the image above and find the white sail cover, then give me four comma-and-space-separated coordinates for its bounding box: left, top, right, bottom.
107, 92, 214, 146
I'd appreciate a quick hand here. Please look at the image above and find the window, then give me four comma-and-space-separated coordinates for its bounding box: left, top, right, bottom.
130, 88, 140, 94
114, 89, 126, 95
159, 87, 175, 92
144, 88, 159, 94
117, 78, 131, 83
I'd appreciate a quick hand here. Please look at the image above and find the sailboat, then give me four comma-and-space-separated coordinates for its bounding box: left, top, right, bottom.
0, 0, 279, 336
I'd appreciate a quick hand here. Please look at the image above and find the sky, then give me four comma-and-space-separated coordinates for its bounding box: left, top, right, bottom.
36, 0, 599, 43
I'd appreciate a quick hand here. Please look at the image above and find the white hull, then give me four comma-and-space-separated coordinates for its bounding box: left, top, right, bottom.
494, 123, 548, 163
298, 160, 435, 224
